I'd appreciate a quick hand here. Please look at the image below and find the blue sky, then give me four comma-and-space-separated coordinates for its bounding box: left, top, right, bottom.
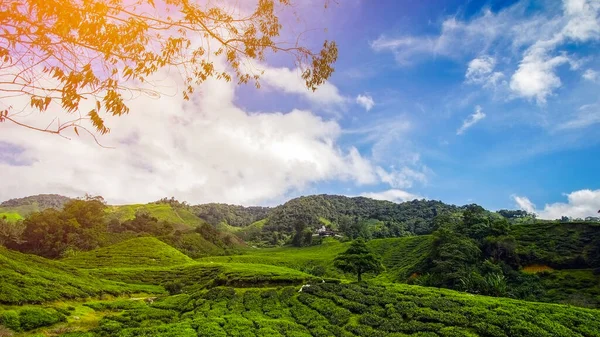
238, 0, 600, 216
0, 0, 599, 219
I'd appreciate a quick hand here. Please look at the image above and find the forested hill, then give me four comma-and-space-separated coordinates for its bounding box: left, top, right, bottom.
191, 203, 271, 227
0, 194, 72, 209
191, 194, 460, 247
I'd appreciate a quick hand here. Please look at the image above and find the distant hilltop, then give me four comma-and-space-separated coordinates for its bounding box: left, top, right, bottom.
0, 194, 72, 209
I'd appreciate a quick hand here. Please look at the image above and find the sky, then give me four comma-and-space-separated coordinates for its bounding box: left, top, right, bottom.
1, 0, 599, 219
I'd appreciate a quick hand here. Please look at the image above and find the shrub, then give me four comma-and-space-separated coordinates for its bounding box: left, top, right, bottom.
0, 311, 20, 332
18, 307, 66, 331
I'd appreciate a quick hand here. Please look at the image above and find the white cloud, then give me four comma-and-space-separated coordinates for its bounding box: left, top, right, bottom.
361, 189, 422, 203
513, 195, 536, 213
509, 52, 569, 104
583, 68, 599, 81
375, 166, 428, 189
513, 189, 600, 219
356, 94, 375, 111
509, 0, 600, 102
465, 56, 505, 88
457, 106, 486, 135
0, 68, 387, 205
556, 103, 600, 129
372, 0, 600, 102
257, 65, 346, 109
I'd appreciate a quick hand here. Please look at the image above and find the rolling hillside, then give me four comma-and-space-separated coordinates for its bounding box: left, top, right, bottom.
106, 203, 206, 230
0, 247, 160, 304
0, 194, 72, 221
62, 237, 194, 268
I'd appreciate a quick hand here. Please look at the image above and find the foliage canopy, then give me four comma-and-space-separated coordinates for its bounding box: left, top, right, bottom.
0, 0, 338, 137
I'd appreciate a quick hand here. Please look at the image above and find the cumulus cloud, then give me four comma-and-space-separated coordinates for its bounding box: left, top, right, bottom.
466, 56, 505, 88
583, 68, 599, 81
372, 0, 600, 102
457, 106, 486, 135
356, 94, 375, 111
513, 189, 600, 219
509, 0, 600, 102
361, 189, 422, 203
509, 52, 569, 103
0, 67, 391, 205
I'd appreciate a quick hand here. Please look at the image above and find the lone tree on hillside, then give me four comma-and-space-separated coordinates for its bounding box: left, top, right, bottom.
334, 238, 384, 282
0, 0, 338, 138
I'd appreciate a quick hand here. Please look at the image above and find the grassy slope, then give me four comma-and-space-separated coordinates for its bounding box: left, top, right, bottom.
0, 247, 160, 305
106, 204, 204, 230
62, 237, 194, 268
198, 236, 432, 280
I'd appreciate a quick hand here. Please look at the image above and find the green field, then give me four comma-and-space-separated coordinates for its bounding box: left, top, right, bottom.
62, 237, 194, 269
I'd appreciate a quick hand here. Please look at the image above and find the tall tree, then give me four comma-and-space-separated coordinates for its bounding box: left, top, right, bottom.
334, 238, 384, 282
0, 0, 337, 138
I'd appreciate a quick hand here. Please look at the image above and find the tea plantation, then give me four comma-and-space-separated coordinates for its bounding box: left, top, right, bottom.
3, 282, 600, 336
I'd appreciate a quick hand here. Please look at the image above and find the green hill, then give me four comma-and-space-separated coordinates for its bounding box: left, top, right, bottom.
0, 247, 159, 304
62, 237, 194, 268
0, 194, 71, 209
106, 204, 205, 230
193, 203, 271, 227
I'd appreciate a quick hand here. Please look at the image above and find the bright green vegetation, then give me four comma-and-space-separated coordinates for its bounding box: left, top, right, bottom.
0, 247, 161, 305
199, 237, 433, 281
368, 236, 433, 281
6, 283, 600, 336
89, 263, 319, 293
159, 232, 226, 258
217, 219, 267, 245
107, 204, 205, 230
0, 211, 23, 221
62, 237, 193, 269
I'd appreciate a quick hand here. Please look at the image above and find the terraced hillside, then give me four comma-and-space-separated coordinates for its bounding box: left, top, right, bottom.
7, 282, 600, 336
0, 247, 160, 304
62, 237, 194, 268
